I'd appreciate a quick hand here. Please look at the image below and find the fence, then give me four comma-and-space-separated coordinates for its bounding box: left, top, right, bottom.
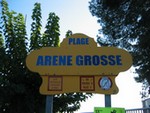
82, 107, 150, 113
125, 107, 150, 113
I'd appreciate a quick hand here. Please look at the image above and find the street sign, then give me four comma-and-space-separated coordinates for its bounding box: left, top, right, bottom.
94, 107, 125, 113
26, 33, 132, 76
99, 77, 112, 90
26, 33, 132, 95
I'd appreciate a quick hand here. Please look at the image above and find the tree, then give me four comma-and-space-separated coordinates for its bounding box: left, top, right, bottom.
54, 93, 92, 113
0, 0, 92, 112
0, 1, 44, 113
30, 3, 42, 50
89, 0, 150, 86
0, 0, 28, 112
42, 12, 60, 47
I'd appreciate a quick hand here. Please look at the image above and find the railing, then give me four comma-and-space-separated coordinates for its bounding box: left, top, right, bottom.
125, 107, 150, 113
82, 107, 150, 113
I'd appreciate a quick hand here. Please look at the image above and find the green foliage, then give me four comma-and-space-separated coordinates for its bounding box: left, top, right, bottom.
0, 0, 92, 113
0, 28, 4, 48
54, 93, 92, 113
89, 0, 150, 85
42, 12, 60, 47
0, 0, 35, 113
30, 3, 42, 50
0, 1, 44, 113
139, 80, 149, 99
65, 30, 73, 38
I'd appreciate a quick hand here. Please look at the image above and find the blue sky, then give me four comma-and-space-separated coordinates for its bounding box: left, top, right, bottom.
8, 0, 99, 42
5, 0, 143, 112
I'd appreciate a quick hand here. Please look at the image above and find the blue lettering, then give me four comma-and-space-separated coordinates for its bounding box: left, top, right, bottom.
116, 55, 122, 65
108, 55, 115, 65
36, 55, 122, 66
85, 38, 89, 44
84, 55, 91, 65
67, 56, 72, 65
53, 56, 58, 65
68, 38, 89, 45
36, 56, 44, 66
76, 55, 83, 65
76, 38, 81, 44
37, 55, 73, 66
92, 55, 99, 66
68, 38, 73, 45
59, 56, 66, 65
101, 55, 108, 66
81, 38, 84, 44
45, 56, 51, 65
58, 56, 72, 65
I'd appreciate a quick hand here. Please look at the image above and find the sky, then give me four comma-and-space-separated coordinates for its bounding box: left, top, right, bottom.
5, 0, 143, 112
7, 0, 100, 42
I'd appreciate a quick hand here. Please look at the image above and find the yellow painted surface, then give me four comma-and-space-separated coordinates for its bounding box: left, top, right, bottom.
26, 33, 133, 95
26, 33, 132, 76
39, 75, 118, 95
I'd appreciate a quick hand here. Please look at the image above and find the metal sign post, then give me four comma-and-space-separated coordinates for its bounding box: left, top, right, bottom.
105, 94, 111, 107
46, 95, 53, 113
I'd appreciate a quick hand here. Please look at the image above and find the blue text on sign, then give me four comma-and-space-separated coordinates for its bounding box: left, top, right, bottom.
68, 38, 89, 45
36, 55, 122, 66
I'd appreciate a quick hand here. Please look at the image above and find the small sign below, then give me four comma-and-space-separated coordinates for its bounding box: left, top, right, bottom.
80, 76, 95, 91
48, 76, 62, 91
99, 77, 112, 90
40, 75, 118, 95
94, 107, 125, 113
